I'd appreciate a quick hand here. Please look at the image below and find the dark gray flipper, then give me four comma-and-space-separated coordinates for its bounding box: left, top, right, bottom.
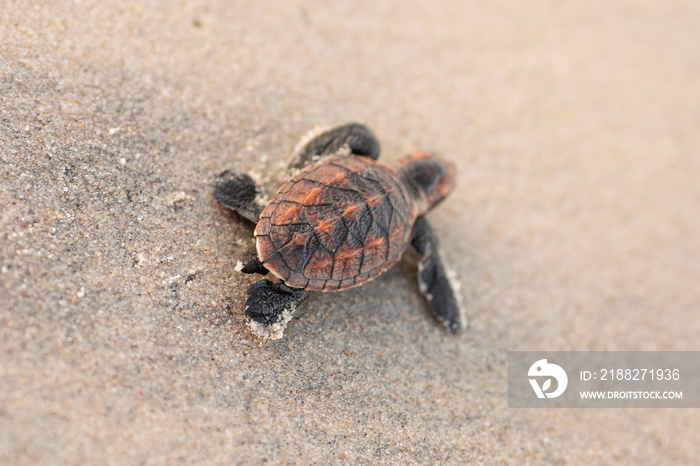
241, 254, 269, 275
245, 279, 310, 339
213, 171, 264, 224
289, 123, 381, 171
411, 216, 462, 333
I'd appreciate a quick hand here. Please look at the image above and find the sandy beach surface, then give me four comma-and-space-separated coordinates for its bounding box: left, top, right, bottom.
2, 1, 699, 464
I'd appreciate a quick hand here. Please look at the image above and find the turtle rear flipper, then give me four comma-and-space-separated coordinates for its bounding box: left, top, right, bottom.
213, 171, 265, 224
411, 216, 463, 333
245, 279, 310, 340
288, 123, 381, 172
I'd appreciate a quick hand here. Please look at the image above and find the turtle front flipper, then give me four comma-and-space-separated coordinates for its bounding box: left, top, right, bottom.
288, 123, 381, 172
245, 279, 310, 340
213, 171, 266, 224
410, 217, 464, 333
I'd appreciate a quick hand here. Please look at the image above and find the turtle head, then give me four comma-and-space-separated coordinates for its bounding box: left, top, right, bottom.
399, 151, 456, 213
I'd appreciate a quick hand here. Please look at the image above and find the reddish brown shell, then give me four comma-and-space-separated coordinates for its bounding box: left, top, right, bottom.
254, 154, 417, 291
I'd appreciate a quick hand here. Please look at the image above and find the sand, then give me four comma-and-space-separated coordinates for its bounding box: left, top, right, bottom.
1, 1, 699, 464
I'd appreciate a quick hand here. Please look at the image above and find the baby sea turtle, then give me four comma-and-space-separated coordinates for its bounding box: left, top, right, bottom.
214, 123, 463, 339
